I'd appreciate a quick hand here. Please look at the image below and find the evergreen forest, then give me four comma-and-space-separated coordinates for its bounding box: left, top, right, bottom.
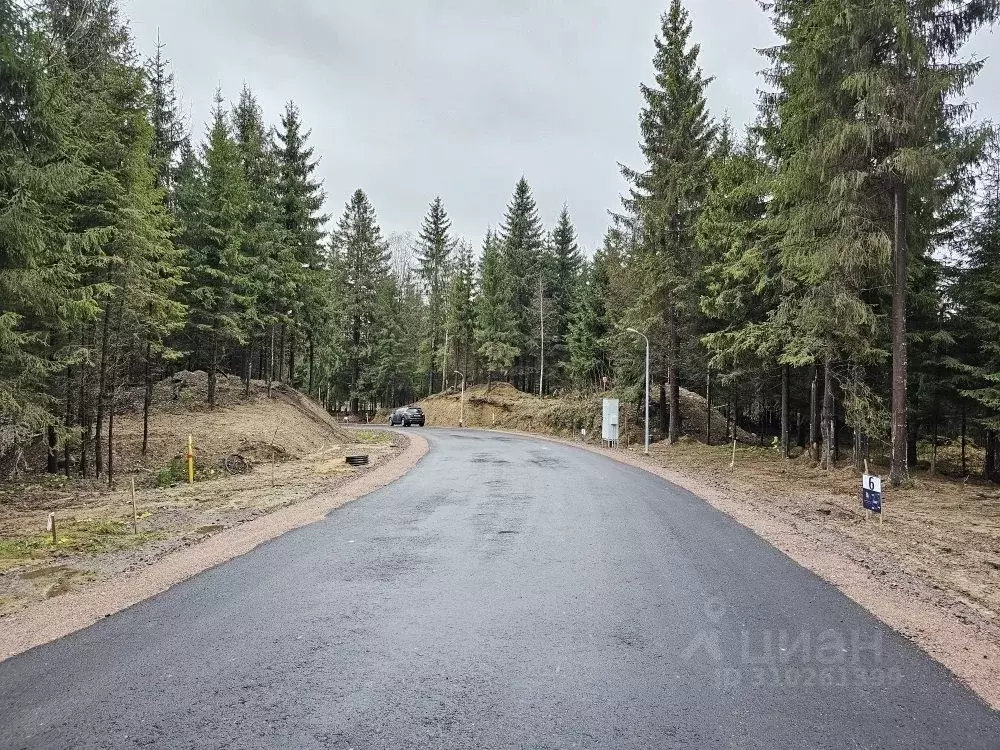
4, 0, 1000, 487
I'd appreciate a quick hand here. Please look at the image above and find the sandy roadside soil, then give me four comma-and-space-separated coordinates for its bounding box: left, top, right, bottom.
0, 430, 428, 662
499, 430, 1000, 711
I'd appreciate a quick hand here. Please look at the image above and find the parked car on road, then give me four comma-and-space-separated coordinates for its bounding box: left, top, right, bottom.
389, 406, 425, 427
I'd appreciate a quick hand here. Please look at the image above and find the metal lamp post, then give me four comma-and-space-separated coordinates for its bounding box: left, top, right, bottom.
454, 371, 466, 427
627, 328, 650, 455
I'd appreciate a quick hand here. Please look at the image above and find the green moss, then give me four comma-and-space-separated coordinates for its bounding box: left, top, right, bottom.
0, 536, 49, 559
73, 519, 128, 536
353, 430, 392, 444
0, 519, 164, 561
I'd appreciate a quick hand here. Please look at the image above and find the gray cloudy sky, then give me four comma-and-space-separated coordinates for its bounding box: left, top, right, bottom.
121, 1, 1000, 252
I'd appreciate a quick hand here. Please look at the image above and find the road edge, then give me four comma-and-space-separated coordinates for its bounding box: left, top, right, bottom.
0, 430, 429, 663
477, 427, 1000, 711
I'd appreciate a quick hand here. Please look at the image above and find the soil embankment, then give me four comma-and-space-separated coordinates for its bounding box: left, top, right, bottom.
0, 373, 413, 620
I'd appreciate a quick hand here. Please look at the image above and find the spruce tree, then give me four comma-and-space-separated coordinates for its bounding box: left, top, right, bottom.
233, 87, 294, 392
276, 101, 328, 389
697, 132, 780, 447
180, 92, 255, 407
619, 0, 716, 444
365, 276, 410, 407
0, 0, 80, 468
138, 35, 186, 454
333, 189, 389, 413
762, 0, 890, 468
841, 0, 999, 484
548, 206, 582, 387
957, 138, 1000, 479
45, 0, 183, 478
763, 0, 997, 475
475, 231, 519, 385
416, 197, 454, 394
567, 253, 611, 390
446, 240, 476, 385
498, 177, 544, 388
145, 36, 185, 198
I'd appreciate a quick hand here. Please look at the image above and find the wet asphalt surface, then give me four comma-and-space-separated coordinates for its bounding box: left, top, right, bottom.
1, 429, 998, 749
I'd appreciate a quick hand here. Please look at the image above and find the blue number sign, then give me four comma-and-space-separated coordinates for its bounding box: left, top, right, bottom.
862, 474, 882, 514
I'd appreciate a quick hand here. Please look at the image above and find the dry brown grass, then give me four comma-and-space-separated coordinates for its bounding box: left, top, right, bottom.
0, 375, 391, 617
657, 441, 1000, 619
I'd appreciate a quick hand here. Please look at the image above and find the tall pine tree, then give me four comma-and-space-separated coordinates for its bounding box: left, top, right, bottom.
180, 92, 256, 407
620, 0, 716, 444
416, 197, 454, 394
476, 230, 519, 386
499, 177, 544, 390
333, 189, 389, 413
276, 102, 328, 390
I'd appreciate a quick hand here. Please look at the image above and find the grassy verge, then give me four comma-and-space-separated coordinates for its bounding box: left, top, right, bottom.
0, 519, 165, 572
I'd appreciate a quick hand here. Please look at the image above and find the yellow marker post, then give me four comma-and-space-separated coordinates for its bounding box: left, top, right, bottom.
187, 435, 194, 484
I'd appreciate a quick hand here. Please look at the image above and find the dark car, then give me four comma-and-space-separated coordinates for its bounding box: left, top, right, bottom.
389, 406, 425, 427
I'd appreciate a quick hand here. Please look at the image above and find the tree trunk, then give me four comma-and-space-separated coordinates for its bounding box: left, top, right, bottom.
106, 403, 115, 488
907, 420, 919, 469
833, 392, 840, 463
821, 357, 834, 470
268, 323, 275, 396
930, 396, 939, 476
890, 181, 909, 486
142, 342, 152, 456
288, 328, 297, 389
809, 365, 820, 463
667, 307, 680, 444
95, 306, 111, 478
308, 334, 315, 396
732, 388, 739, 442
780, 365, 790, 458
705, 369, 712, 446
64, 365, 74, 478
278, 322, 286, 383
986, 430, 999, 483
244, 345, 252, 399
78, 335, 90, 479
47, 426, 58, 474
756, 381, 765, 447
79, 394, 90, 479
208, 331, 218, 408
961, 405, 967, 476
659, 382, 668, 436
463, 340, 470, 394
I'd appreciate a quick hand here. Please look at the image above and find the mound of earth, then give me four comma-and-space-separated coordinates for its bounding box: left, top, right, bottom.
109, 371, 355, 484
417, 383, 754, 444
0, 373, 402, 617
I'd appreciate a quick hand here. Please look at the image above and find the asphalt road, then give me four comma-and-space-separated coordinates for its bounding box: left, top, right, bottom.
2, 430, 998, 749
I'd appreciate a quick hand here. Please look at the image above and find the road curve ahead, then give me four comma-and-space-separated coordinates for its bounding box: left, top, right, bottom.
1, 430, 997, 749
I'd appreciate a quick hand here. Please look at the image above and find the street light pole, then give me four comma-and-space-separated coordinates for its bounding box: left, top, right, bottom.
454, 371, 466, 427
627, 328, 650, 455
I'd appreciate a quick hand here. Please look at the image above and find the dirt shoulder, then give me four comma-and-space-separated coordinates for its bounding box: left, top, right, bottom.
0, 428, 428, 661
0, 375, 371, 618
503, 431, 1000, 710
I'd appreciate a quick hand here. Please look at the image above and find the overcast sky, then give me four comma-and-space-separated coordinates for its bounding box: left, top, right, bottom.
121, 1, 1000, 252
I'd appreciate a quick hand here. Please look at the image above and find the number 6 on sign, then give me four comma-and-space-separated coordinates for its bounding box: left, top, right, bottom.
862, 474, 883, 515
